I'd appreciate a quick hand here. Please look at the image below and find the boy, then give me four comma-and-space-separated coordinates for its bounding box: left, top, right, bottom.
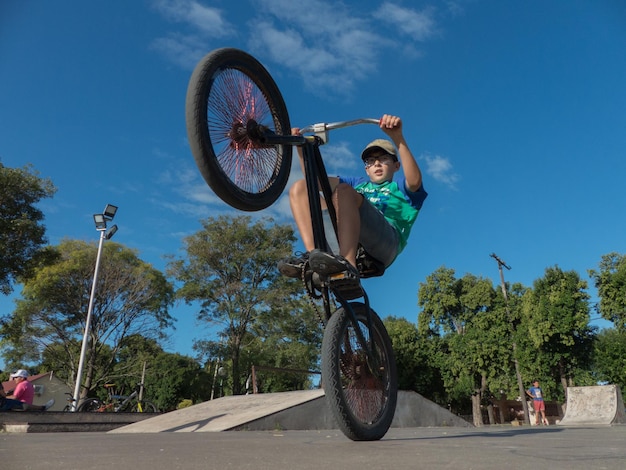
526, 380, 549, 425
279, 114, 427, 280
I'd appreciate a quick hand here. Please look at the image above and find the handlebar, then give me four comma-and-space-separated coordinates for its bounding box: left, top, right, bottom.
247, 118, 380, 147
299, 118, 380, 144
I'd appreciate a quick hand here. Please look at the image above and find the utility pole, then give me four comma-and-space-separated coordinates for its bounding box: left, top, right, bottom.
490, 253, 531, 425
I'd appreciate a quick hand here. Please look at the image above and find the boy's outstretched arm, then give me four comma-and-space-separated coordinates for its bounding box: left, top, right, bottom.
380, 114, 423, 192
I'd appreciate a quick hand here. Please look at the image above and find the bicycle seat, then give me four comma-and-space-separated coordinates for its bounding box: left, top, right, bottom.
356, 246, 386, 279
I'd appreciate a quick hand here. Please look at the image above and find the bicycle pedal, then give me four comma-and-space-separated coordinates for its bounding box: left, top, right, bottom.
329, 275, 363, 300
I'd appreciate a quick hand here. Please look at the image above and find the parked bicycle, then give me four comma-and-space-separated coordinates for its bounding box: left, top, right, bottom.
80, 383, 158, 413
62, 392, 102, 412
185, 48, 398, 441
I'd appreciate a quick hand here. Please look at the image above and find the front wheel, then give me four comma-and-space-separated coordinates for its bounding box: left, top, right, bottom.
185, 47, 292, 211
321, 302, 397, 441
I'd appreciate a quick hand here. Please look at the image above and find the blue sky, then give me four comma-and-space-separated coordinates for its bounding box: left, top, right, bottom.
2, 0, 625, 363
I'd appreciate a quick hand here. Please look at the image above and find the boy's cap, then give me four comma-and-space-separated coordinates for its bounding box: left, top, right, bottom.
361, 139, 398, 161
10, 369, 29, 379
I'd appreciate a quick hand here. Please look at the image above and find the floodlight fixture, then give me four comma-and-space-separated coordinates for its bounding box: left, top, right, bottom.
105, 225, 118, 240
103, 204, 118, 220
93, 213, 107, 230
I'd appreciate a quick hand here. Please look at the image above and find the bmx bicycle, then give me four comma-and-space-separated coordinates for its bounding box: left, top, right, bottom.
185, 47, 397, 441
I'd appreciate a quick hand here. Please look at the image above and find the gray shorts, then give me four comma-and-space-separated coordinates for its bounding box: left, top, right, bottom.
358, 199, 399, 267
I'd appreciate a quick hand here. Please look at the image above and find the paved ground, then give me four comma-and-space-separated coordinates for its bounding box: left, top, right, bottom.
3, 425, 626, 469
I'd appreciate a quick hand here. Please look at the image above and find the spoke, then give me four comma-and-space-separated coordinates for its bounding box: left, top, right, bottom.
207, 68, 283, 195
339, 322, 389, 423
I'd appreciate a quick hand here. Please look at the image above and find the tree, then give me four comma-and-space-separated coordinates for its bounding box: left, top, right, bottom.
0, 162, 56, 294
114, 335, 212, 411
0, 239, 175, 397
247, 294, 323, 393
593, 328, 626, 392
417, 266, 507, 425
521, 266, 596, 399
168, 215, 317, 395
589, 252, 626, 330
384, 316, 444, 400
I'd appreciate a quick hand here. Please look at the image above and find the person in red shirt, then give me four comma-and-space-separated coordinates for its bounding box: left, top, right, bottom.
0, 369, 54, 411
10, 369, 35, 404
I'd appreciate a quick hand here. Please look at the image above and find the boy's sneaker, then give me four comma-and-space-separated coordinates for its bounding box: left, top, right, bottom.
43, 398, 55, 411
309, 250, 359, 278
277, 252, 309, 278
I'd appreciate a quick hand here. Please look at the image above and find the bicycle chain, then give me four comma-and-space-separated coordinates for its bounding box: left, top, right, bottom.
300, 262, 329, 327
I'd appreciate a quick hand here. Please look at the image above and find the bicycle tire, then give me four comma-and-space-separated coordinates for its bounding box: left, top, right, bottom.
78, 398, 104, 412
128, 401, 159, 413
185, 47, 292, 211
321, 302, 397, 441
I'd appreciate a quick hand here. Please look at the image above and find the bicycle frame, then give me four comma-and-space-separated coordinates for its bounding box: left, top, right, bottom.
102, 384, 143, 412
250, 122, 379, 363
110, 389, 138, 412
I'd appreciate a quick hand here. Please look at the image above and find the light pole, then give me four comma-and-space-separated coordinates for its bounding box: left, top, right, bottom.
71, 204, 118, 411
490, 253, 531, 425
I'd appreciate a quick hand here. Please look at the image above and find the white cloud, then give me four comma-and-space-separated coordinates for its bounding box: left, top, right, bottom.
152, 0, 234, 37
422, 154, 459, 189
246, 0, 438, 95
150, 33, 208, 69
150, 0, 443, 97
373, 3, 437, 42
247, 18, 379, 95
150, 0, 236, 69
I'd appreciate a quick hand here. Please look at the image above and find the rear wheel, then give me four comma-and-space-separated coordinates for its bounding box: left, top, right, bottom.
321, 303, 397, 441
128, 401, 158, 413
185, 47, 292, 211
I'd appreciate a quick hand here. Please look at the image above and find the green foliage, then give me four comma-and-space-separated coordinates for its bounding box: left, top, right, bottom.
247, 299, 323, 392
61, 335, 212, 412
384, 316, 444, 399
141, 352, 212, 411
0, 239, 175, 396
589, 253, 626, 330
417, 266, 512, 418
593, 328, 626, 391
521, 266, 596, 395
0, 162, 57, 294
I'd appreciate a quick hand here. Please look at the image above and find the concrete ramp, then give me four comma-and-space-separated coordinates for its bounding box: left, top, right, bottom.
393, 391, 472, 428
110, 390, 470, 433
109, 390, 326, 433
558, 385, 626, 426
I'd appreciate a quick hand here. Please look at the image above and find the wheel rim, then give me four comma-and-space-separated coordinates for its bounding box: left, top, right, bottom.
339, 322, 391, 424
207, 66, 285, 196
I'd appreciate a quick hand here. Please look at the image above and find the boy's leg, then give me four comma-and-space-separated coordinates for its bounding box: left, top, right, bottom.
308, 183, 362, 276
533, 402, 541, 424
289, 179, 315, 252
332, 183, 362, 268
278, 179, 323, 278
356, 199, 399, 267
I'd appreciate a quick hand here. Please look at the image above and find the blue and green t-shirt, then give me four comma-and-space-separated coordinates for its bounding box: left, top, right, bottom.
338, 175, 427, 254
